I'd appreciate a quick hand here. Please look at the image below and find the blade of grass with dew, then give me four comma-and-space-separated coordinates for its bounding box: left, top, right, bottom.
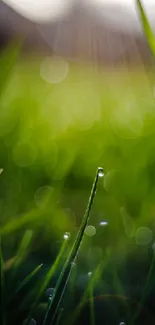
0, 40, 22, 98
11, 230, 33, 278
0, 238, 5, 325
136, 0, 155, 57
24, 238, 68, 325
43, 167, 104, 325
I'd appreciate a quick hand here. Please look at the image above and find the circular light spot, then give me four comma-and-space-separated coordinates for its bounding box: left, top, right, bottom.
13, 143, 37, 167
100, 221, 108, 226
63, 232, 70, 240
87, 271, 92, 277
40, 56, 69, 84
135, 227, 152, 246
0, 169, 3, 175
85, 225, 96, 237
34, 186, 53, 208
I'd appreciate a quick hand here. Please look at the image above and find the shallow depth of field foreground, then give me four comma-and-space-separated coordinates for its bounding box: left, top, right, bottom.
1, 1, 155, 323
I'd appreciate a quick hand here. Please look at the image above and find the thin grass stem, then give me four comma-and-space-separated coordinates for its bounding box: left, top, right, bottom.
43, 167, 104, 325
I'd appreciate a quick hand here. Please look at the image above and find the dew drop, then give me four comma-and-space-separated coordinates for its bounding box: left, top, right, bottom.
46, 287, 55, 298
100, 221, 108, 226
71, 262, 76, 268
85, 225, 96, 237
63, 232, 70, 240
98, 167, 104, 178
87, 271, 92, 277
119, 322, 126, 325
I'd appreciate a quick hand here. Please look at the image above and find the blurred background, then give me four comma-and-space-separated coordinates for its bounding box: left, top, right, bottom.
1, 0, 155, 324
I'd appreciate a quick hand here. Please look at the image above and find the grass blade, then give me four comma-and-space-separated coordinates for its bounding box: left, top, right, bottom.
136, 0, 155, 57
24, 239, 68, 325
43, 167, 104, 325
9, 263, 43, 301
11, 230, 33, 276
0, 40, 22, 97
131, 251, 155, 324
0, 238, 5, 325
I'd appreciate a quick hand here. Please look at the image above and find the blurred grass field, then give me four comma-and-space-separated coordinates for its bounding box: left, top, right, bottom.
1, 52, 155, 258
2, 2, 155, 324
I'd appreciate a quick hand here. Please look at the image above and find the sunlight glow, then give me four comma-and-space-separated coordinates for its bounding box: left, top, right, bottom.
2, 0, 155, 31
2, 0, 74, 22
85, 0, 155, 33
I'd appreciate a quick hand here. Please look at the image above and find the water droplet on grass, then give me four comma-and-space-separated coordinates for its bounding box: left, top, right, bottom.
71, 262, 76, 268
46, 287, 55, 298
85, 225, 96, 237
98, 167, 104, 177
63, 232, 70, 240
87, 271, 92, 277
119, 322, 126, 325
100, 221, 108, 226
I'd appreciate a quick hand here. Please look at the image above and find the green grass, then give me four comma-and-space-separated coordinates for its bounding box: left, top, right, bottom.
1, 168, 105, 325
1, 1, 155, 323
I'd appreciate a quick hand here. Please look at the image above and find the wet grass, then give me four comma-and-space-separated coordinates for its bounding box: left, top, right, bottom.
1, 1, 155, 324
1, 168, 105, 325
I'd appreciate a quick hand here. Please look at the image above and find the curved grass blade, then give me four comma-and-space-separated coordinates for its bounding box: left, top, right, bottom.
43, 167, 104, 325
11, 230, 33, 277
9, 263, 43, 302
24, 239, 68, 325
0, 40, 22, 98
131, 251, 155, 324
136, 0, 155, 57
0, 238, 5, 325
68, 257, 109, 325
